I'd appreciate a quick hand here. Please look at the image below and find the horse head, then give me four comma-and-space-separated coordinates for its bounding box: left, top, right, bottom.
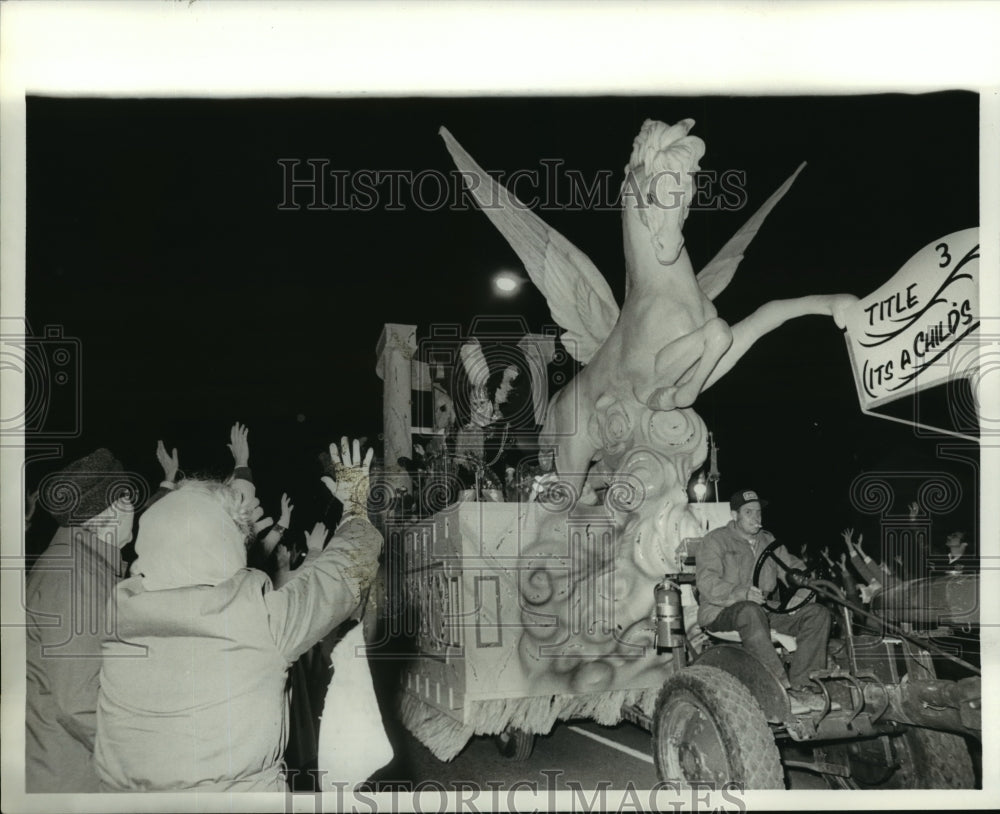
623, 118, 705, 266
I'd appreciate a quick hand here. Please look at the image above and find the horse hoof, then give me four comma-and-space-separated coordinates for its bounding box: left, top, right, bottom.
647, 386, 678, 410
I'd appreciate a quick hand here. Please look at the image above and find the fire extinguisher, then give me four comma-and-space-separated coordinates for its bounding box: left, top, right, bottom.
655, 580, 685, 650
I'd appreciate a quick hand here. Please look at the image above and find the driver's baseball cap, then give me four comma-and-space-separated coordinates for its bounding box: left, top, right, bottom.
730, 489, 768, 512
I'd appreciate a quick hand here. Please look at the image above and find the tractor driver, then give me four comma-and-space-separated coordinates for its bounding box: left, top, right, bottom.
695, 489, 832, 713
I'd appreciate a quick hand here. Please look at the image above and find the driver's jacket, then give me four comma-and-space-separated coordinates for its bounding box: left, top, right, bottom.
695, 521, 804, 627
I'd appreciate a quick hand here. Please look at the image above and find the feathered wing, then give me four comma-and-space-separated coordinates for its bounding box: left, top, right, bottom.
696, 162, 806, 301
458, 339, 490, 388
440, 127, 620, 365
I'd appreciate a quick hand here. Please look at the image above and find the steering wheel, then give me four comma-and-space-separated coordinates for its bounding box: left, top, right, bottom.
751, 538, 815, 614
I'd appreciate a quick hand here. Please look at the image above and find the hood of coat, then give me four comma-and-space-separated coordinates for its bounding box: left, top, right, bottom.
132, 488, 247, 591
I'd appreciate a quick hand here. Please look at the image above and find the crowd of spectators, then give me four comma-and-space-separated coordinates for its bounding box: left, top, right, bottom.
25, 424, 384, 793
790, 502, 978, 637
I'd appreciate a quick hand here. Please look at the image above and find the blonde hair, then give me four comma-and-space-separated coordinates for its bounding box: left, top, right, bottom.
174, 479, 256, 541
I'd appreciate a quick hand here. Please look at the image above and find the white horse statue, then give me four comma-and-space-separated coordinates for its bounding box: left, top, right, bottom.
440, 119, 857, 697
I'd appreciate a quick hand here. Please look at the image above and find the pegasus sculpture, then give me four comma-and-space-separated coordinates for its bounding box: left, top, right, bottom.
440, 120, 857, 698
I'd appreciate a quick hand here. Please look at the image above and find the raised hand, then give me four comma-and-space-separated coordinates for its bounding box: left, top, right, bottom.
820, 546, 835, 567
304, 521, 329, 555
858, 580, 882, 604
908, 501, 920, 521
227, 422, 250, 468
840, 528, 855, 551
278, 492, 294, 528
275, 540, 291, 571
837, 552, 849, 573
156, 439, 180, 482
320, 437, 374, 519
239, 492, 272, 535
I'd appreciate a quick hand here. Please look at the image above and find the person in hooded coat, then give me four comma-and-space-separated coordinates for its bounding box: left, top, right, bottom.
94, 438, 381, 792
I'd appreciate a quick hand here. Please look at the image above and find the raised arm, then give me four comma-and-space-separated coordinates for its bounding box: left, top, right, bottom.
226, 421, 254, 484
263, 438, 382, 662
265, 519, 382, 662
143, 439, 181, 510
847, 531, 883, 584
259, 492, 294, 557
157, 439, 180, 484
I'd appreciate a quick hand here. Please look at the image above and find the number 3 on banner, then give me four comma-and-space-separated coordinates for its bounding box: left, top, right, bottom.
935, 242, 951, 267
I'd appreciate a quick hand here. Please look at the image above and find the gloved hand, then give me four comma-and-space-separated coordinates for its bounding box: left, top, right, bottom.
321, 437, 374, 521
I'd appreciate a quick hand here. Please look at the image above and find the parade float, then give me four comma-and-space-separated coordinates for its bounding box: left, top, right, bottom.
372, 120, 982, 789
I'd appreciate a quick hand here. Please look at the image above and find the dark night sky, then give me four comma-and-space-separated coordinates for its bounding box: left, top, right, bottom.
25, 92, 980, 545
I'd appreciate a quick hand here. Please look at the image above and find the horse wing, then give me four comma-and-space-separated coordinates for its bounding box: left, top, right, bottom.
440, 127, 620, 365
696, 162, 806, 300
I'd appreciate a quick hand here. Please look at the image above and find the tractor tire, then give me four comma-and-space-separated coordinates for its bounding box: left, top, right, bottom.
494, 727, 535, 761
652, 664, 784, 789
828, 727, 975, 789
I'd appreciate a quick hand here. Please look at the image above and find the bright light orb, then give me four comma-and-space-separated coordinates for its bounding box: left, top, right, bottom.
692, 473, 708, 502
493, 272, 521, 295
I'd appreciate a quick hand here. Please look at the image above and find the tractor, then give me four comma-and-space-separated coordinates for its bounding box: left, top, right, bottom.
633, 534, 980, 788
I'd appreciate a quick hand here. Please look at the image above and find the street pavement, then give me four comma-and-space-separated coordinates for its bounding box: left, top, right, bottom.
368, 716, 827, 794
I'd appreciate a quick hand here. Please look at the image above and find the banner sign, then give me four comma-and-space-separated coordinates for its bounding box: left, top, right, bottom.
844, 228, 979, 411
